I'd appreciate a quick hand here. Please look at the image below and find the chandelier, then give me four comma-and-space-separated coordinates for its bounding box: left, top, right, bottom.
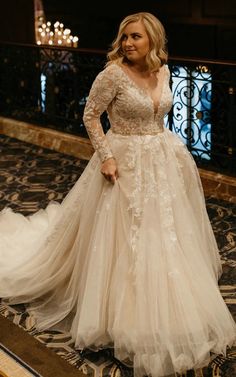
36, 21, 79, 47
34, 0, 79, 47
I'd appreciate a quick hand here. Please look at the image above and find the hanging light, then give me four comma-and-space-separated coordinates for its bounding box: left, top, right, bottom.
36, 19, 79, 47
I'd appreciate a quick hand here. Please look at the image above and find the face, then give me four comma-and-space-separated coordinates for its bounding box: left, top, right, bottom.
121, 20, 150, 64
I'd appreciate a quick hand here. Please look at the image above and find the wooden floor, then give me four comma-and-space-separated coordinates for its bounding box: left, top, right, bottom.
0, 315, 84, 377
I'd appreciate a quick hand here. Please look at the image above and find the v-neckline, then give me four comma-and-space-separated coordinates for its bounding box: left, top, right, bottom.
116, 64, 166, 115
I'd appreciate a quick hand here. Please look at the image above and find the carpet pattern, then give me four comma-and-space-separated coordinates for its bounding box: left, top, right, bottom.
0, 134, 235, 377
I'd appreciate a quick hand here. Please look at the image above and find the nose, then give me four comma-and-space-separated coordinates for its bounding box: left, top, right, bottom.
124, 36, 133, 47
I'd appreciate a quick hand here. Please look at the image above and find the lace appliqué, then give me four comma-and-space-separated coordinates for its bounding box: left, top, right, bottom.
125, 136, 180, 281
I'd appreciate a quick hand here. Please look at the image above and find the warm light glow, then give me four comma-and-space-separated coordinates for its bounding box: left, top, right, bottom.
72, 36, 79, 47
197, 64, 210, 73
36, 19, 79, 47
64, 28, 71, 35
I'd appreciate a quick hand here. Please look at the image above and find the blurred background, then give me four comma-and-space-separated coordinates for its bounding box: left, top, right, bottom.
0, 0, 235, 198
0, 0, 235, 59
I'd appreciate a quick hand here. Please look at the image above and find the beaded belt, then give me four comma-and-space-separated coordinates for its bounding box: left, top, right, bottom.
110, 127, 164, 136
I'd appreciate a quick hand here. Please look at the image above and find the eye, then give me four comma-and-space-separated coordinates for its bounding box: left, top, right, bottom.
121, 34, 127, 42
131, 33, 142, 40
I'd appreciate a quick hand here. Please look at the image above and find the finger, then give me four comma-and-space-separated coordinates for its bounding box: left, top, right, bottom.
101, 172, 108, 179
102, 176, 115, 184
102, 174, 111, 182
111, 177, 116, 184
101, 171, 117, 183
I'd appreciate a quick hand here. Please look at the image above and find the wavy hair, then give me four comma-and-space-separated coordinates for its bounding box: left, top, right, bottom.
106, 12, 168, 71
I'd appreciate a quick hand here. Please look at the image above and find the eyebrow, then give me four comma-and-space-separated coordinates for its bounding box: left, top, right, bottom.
122, 32, 143, 37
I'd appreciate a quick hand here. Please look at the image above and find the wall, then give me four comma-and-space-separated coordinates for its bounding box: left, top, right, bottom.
0, 0, 35, 44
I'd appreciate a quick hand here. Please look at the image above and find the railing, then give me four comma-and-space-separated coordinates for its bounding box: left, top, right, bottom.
168, 58, 236, 175
0, 42, 235, 175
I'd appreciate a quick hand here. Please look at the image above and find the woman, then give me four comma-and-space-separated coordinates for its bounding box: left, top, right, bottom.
0, 11, 235, 377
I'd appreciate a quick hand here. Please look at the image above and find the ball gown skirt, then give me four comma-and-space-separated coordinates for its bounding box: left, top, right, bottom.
0, 128, 235, 377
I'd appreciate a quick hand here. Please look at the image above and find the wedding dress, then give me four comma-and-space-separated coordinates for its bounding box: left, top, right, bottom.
0, 63, 235, 377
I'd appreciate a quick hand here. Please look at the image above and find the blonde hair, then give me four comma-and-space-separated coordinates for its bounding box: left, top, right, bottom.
106, 12, 168, 71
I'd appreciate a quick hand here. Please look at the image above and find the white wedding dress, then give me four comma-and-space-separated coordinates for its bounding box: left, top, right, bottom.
0, 63, 235, 377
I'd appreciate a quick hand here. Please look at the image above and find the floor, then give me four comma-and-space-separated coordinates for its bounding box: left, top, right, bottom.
0, 134, 235, 377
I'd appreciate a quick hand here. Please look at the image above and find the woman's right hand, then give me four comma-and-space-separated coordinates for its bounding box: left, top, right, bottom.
101, 158, 119, 184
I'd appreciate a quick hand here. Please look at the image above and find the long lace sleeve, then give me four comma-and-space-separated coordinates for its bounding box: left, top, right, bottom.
83, 65, 119, 162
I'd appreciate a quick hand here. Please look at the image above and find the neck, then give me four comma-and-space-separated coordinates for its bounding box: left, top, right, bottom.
126, 62, 151, 76
123, 57, 148, 72
129, 63, 148, 72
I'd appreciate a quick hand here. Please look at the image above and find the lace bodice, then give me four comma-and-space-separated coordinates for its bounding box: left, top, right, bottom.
83, 63, 173, 162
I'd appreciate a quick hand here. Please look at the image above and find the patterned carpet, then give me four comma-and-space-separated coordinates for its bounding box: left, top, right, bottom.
0, 134, 235, 377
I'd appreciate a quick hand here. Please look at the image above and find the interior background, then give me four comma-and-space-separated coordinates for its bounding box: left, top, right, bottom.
0, 0, 235, 60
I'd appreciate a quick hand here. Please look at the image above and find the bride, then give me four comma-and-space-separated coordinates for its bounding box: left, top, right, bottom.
0, 11, 235, 377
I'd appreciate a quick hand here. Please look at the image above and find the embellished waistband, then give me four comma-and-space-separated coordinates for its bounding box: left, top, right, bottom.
110, 127, 164, 136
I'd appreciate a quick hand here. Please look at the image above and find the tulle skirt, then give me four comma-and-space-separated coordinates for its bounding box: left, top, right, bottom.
0, 128, 235, 377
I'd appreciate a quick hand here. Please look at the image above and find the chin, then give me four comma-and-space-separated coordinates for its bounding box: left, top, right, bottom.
125, 55, 136, 62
